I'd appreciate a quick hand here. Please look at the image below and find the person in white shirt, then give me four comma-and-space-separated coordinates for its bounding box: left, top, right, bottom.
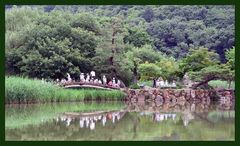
67, 73, 72, 82
86, 74, 90, 83
112, 78, 116, 86
172, 80, 176, 88
90, 71, 96, 79
80, 73, 85, 82
159, 79, 165, 88
103, 75, 107, 85
156, 78, 160, 88
165, 80, 168, 87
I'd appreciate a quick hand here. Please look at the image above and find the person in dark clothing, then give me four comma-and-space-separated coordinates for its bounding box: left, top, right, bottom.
153, 78, 156, 88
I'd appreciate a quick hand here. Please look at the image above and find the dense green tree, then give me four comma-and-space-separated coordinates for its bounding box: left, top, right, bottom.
6, 10, 98, 80
33, 5, 234, 61
225, 47, 235, 70
224, 47, 235, 88
140, 6, 154, 22
5, 6, 41, 50
92, 16, 133, 85
190, 64, 234, 89
124, 26, 152, 47
70, 13, 101, 34
125, 45, 161, 83
156, 56, 180, 80
138, 63, 162, 81
147, 5, 234, 61
5, 5, 235, 87
184, 47, 234, 89
40, 5, 234, 62
179, 47, 220, 74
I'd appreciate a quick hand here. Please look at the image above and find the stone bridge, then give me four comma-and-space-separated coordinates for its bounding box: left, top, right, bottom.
62, 82, 120, 90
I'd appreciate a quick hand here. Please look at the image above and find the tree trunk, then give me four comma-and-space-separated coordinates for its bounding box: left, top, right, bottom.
192, 77, 216, 89
132, 74, 138, 84
228, 80, 232, 89
109, 29, 117, 77
132, 65, 138, 84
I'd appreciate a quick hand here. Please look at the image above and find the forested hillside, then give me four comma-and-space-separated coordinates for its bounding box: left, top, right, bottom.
5, 5, 235, 86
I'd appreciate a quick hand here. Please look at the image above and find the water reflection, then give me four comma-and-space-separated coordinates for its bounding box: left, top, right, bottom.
153, 113, 176, 122
58, 111, 125, 130
5, 101, 234, 141
51, 100, 234, 132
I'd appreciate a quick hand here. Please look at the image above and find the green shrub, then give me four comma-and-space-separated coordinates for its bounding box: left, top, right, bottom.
137, 80, 152, 87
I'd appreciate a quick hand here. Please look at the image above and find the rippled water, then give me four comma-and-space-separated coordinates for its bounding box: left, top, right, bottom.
5, 101, 234, 141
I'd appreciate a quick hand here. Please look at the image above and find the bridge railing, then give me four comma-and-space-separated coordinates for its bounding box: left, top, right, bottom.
61, 81, 121, 90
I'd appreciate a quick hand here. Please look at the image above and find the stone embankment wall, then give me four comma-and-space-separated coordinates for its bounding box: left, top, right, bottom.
124, 89, 234, 104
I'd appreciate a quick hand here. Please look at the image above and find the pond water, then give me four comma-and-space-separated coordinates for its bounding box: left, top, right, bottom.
5, 101, 234, 141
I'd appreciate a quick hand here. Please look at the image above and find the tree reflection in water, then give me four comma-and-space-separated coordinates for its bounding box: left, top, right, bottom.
5, 101, 234, 141
54, 100, 234, 131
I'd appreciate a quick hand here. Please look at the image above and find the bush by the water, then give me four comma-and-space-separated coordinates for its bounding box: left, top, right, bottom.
137, 80, 152, 87
5, 76, 126, 103
129, 83, 140, 89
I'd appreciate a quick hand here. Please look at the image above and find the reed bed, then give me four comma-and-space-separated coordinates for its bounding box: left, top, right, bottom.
5, 76, 126, 104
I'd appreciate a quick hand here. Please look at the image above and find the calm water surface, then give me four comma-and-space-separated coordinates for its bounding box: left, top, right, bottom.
5, 101, 234, 141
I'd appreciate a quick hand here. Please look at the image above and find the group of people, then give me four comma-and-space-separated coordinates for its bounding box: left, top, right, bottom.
80, 71, 122, 88
78, 71, 101, 84
153, 77, 176, 88
57, 71, 122, 88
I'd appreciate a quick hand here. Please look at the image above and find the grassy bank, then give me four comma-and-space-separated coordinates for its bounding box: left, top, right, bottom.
5, 76, 126, 104
208, 80, 235, 89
